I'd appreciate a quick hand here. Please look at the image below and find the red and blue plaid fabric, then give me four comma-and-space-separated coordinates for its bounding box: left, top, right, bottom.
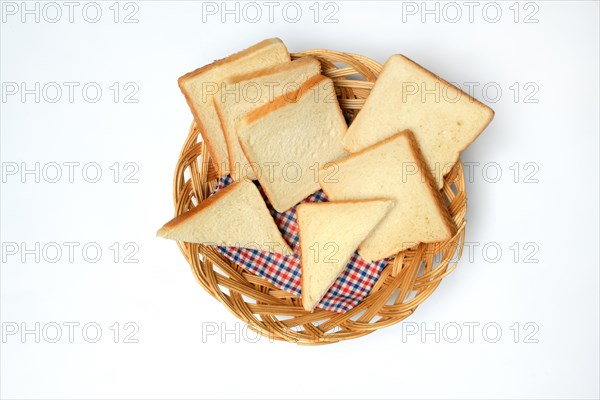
213, 176, 389, 313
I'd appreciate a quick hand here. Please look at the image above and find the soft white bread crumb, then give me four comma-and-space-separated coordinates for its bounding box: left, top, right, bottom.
157, 179, 291, 255
320, 130, 457, 261
178, 38, 290, 176
215, 57, 321, 181
237, 75, 348, 212
298, 199, 393, 312
343, 54, 494, 188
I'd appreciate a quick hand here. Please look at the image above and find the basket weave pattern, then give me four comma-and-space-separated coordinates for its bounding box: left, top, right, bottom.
171, 50, 467, 344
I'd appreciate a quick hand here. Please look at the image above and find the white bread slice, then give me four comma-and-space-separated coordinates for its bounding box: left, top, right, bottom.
320, 130, 457, 261
237, 75, 348, 212
178, 38, 290, 176
343, 54, 495, 188
215, 57, 322, 181
157, 179, 291, 255
297, 200, 394, 312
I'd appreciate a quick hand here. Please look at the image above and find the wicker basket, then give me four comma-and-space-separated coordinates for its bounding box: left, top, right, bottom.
171, 50, 467, 345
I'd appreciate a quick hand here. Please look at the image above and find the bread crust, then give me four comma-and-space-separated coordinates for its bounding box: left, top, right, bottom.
214, 57, 322, 180
177, 38, 287, 89
296, 203, 310, 311
225, 56, 320, 86
297, 199, 393, 311
319, 130, 457, 252
213, 95, 235, 177
345, 54, 495, 183
236, 74, 344, 212
391, 54, 494, 156
179, 88, 223, 175
239, 74, 328, 129
177, 38, 289, 176
298, 198, 392, 210
159, 179, 292, 254
159, 180, 242, 232
403, 130, 457, 237
237, 137, 283, 211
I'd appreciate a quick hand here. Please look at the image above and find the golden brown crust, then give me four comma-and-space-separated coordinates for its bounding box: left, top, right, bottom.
177, 38, 287, 88
330, 82, 349, 135
297, 199, 392, 311
298, 199, 392, 210
240, 74, 328, 128
212, 96, 236, 177
178, 78, 228, 176
177, 78, 224, 174
237, 136, 284, 211
159, 180, 242, 231
319, 130, 457, 241
216, 57, 323, 180
343, 54, 494, 182
177, 38, 289, 176
235, 74, 337, 211
392, 54, 495, 155
403, 130, 457, 238
159, 179, 292, 254
322, 130, 410, 178
296, 204, 310, 311
225, 56, 320, 85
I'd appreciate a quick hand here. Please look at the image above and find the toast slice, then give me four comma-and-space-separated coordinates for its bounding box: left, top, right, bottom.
237, 75, 348, 212
215, 57, 322, 181
320, 130, 457, 261
178, 38, 290, 176
297, 200, 393, 312
343, 54, 495, 188
157, 179, 291, 255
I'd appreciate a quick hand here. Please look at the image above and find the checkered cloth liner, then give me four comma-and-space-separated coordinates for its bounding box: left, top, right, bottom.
212, 176, 389, 313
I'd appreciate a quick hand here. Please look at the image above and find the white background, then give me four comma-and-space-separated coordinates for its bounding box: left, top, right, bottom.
1, 1, 599, 399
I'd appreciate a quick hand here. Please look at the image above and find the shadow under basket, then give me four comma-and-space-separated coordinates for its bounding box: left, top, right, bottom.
170, 50, 467, 345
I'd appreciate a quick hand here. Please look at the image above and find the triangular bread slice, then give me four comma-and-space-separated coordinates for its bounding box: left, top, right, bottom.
297, 200, 393, 312
178, 38, 290, 176
215, 57, 322, 181
320, 130, 457, 262
157, 179, 291, 255
237, 75, 348, 212
343, 54, 494, 188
